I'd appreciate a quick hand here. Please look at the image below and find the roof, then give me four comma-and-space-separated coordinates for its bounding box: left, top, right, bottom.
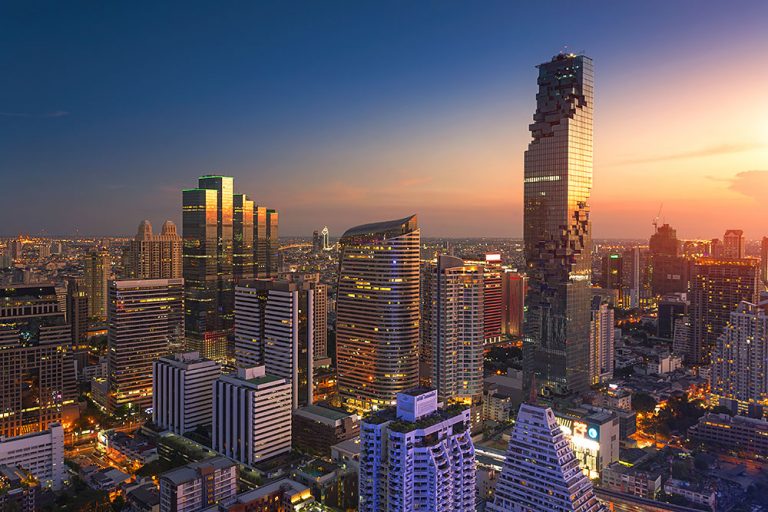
295, 405, 353, 423
340, 215, 417, 240
160, 457, 235, 486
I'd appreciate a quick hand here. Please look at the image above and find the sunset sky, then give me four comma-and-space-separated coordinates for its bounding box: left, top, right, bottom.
2, 1, 767, 239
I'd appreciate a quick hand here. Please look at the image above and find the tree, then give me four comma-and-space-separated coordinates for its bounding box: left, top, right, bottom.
632, 392, 657, 413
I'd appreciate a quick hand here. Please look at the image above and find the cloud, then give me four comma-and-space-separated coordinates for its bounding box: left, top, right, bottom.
726, 170, 768, 202
0, 110, 69, 118
615, 143, 764, 166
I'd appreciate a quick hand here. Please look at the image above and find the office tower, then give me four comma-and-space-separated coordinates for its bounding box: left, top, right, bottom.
502, 271, 526, 338
0, 423, 65, 490
321, 226, 330, 251
213, 366, 292, 464
66, 278, 89, 347
125, 220, 183, 280
723, 229, 746, 259
523, 53, 593, 397
423, 255, 484, 406
489, 403, 605, 512
107, 278, 184, 413
336, 215, 420, 414
0, 285, 76, 437
359, 388, 476, 512
280, 272, 330, 360
153, 352, 221, 434
620, 247, 651, 309
649, 223, 687, 296
481, 254, 503, 343
711, 298, 768, 412
312, 230, 321, 252
710, 238, 723, 258
689, 258, 759, 364
234, 277, 318, 408
83, 249, 110, 321
589, 297, 614, 385
255, 206, 279, 277
159, 457, 238, 512
761, 237, 768, 288
649, 223, 678, 256
183, 175, 235, 363
233, 194, 255, 282
672, 315, 692, 358
600, 253, 623, 290
657, 296, 688, 339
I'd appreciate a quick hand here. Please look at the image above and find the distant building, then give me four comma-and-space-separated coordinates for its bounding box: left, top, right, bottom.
711, 299, 768, 412
66, 278, 89, 347
501, 271, 526, 338
689, 258, 759, 364
359, 388, 476, 512
689, 413, 768, 458
723, 229, 746, 259
107, 279, 185, 413
292, 404, 359, 456
489, 403, 605, 512
657, 295, 687, 340
589, 297, 614, 385
125, 220, 183, 279
84, 250, 110, 321
153, 352, 221, 434
233, 194, 255, 282
761, 236, 768, 288
212, 366, 292, 465
254, 206, 279, 277
0, 423, 64, 490
336, 215, 420, 414
159, 457, 238, 512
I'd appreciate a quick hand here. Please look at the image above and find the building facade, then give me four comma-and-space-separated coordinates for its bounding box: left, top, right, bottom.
523, 53, 594, 397
589, 297, 615, 385
84, 249, 110, 321
153, 352, 221, 434
359, 388, 476, 512
107, 278, 185, 413
159, 457, 238, 512
125, 220, 183, 279
0, 423, 64, 490
336, 215, 420, 414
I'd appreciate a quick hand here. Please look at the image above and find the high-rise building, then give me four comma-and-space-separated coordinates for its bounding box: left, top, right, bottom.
672, 315, 692, 359
489, 403, 605, 512
0, 423, 65, 491
710, 238, 723, 258
233, 194, 255, 282
254, 206, 279, 278
620, 247, 651, 309
336, 215, 420, 414
649, 223, 688, 296
723, 229, 746, 259
501, 271, 526, 338
321, 226, 330, 251
600, 253, 623, 290
124, 220, 183, 280
589, 297, 614, 385
657, 296, 687, 340
212, 366, 292, 464
523, 53, 593, 397
689, 258, 759, 364
66, 278, 89, 347
711, 298, 768, 412
423, 255, 484, 406
10, 239, 23, 262
359, 388, 476, 512
0, 285, 76, 437
107, 278, 184, 413
183, 175, 234, 363
234, 277, 319, 409
84, 250, 110, 321
481, 254, 503, 343
278, 272, 329, 359
649, 223, 679, 256
152, 352, 221, 434
312, 230, 321, 253
761, 237, 768, 288
159, 457, 238, 512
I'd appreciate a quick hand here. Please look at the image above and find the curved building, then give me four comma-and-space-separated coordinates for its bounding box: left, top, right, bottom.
336, 215, 420, 414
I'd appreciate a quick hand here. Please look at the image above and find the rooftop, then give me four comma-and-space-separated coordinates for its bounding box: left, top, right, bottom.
341, 214, 417, 240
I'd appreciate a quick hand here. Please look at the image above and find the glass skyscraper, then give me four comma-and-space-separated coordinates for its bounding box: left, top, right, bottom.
523, 53, 594, 396
336, 215, 420, 414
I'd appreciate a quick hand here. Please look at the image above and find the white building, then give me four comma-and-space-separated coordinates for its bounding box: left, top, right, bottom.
423, 255, 484, 407
212, 366, 292, 465
235, 277, 321, 408
153, 352, 221, 434
589, 298, 615, 385
711, 299, 768, 412
489, 404, 605, 512
159, 457, 237, 512
359, 388, 476, 512
0, 423, 65, 490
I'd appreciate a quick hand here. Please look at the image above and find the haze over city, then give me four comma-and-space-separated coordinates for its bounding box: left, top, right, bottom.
2, 0, 767, 238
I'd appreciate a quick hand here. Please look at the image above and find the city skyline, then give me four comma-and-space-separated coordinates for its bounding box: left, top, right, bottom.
2, 1, 768, 239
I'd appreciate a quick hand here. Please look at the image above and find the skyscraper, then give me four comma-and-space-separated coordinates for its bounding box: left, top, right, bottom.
124, 220, 183, 279
153, 352, 221, 434
234, 277, 318, 409
183, 176, 234, 363
649, 223, 688, 296
212, 366, 292, 465
761, 236, 768, 288
489, 403, 605, 512
233, 194, 255, 282
689, 258, 759, 364
84, 249, 110, 321
336, 215, 420, 414
711, 298, 768, 413
501, 271, 526, 338
589, 297, 614, 385
359, 388, 476, 512
254, 206, 279, 278
107, 278, 185, 413
523, 53, 593, 397
423, 255, 484, 407
0, 285, 76, 437
723, 229, 746, 259
66, 278, 89, 347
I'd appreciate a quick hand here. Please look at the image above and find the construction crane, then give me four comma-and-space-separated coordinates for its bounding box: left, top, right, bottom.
652, 203, 664, 233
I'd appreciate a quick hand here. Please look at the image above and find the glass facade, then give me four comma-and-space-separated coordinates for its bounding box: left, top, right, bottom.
523, 54, 594, 396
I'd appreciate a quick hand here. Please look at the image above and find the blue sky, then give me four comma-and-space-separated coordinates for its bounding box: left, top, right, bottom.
2, 1, 767, 238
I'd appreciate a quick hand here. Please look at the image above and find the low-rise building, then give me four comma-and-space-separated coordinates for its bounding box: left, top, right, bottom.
159, 457, 238, 512
292, 404, 359, 456
601, 461, 662, 499
555, 408, 620, 479
203, 478, 314, 511
663, 479, 715, 509
0, 465, 38, 512
0, 423, 64, 490
292, 459, 358, 510
689, 413, 768, 458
